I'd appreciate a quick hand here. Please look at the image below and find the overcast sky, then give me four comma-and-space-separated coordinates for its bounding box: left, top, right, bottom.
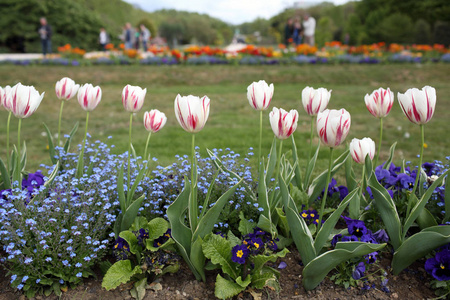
123, 0, 351, 25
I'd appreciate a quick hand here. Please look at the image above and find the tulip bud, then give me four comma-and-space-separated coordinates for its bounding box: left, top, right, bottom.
143, 109, 167, 133
122, 84, 146, 113
247, 80, 274, 111
364, 87, 394, 118
55, 77, 80, 100
9, 83, 45, 118
269, 107, 298, 140
0, 85, 12, 111
174, 94, 210, 133
301, 86, 331, 116
398, 86, 436, 125
77, 84, 102, 111
349, 137, 376, 164
317, 109, 351, 148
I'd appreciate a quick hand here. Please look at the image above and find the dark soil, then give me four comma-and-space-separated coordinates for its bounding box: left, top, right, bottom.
0, 248, 436, 300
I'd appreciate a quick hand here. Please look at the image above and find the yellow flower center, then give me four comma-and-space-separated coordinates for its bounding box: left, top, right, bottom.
356, 228, 360, 232
254, 242, 260, 248
441, 264, 445, 270
310, 213, 315, 218
237, 250, 244, 258
301, 213, 308, 218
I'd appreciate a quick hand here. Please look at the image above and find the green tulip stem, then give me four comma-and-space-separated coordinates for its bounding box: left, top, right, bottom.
269, 139, 283, 221
57, 101, 64, 147
307, 116, 315, 161
318, 147, 334, 229
17, 118, 22, 189
407, 124, 425, 217
258, 110, 263, 166
375, 118, 383, 167
144, 131, 152, 163
79, 111, 90, 177
6, 111, 11, 169
190, 133, 198, 230
127, 113, 133, 195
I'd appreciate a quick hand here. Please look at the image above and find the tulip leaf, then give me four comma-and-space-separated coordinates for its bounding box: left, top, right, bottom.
280, 176, 316, 265
20, 141, 27, 172
308, 150, 350, 206
43, 161, 60, 189
417, 207, 438, 229
392, 225, 450, 275
130, 143, 137, 160
199, 170, 219, 220
265, 137, 277, 187
126, 166, 147, 203
190, 236, 206, 282
368, 171, 402, 250
193, 178, 242, 241
257, 160, 271, 224
382, 142, 397, 170
207, 149, 256, 201
63, 122, 79, 153
117, 164, 126, 213
304, 141, 320, 190
344, 148, 357, 192
303, 242, 386, 291
290, 135, 303, 189
43, 123, 57, 165
314, 188, 359, 253
121, 194, 145, 233
444, 178, 450, 223
403, 169, 450, 238
86, 150, 99, 177
0, 157, 11, 190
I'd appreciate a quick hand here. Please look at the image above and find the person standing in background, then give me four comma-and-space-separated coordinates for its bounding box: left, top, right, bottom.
303, 14, 316, 46
284, 18, 294, 46
140, 24, 151, 52
38, 17, 52, 58
123, 23, 134, 49
293, 19, 303, 45
134, 27, 140, 50
99, 28, 109, 51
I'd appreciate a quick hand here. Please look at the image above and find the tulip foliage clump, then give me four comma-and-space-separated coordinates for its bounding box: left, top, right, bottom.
0, 77, 449, 299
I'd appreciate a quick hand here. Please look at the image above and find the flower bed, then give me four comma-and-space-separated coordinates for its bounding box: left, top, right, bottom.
0, 78, 449, 299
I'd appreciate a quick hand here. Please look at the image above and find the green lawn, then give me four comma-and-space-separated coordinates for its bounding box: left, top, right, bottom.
1, 63, 449, 172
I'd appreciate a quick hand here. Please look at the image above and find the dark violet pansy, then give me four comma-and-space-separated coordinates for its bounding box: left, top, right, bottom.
231, 244, 249, 264
352, 262, 366, 280
342, 235, 358, 242
346, 219, 368, 237
425, 249, 450, 281
331, 234, 342, 247
365, 251, 378, 264
373, 229, 389, 243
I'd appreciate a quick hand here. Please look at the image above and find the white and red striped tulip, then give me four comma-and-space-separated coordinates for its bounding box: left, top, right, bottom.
0, 85, 12, 111
174, 94, 210, 133
143, 109, 167, 133
9, 83, 44, 118
269, 107, 299, 140
122, 84, 146, 113
350, 137, 376, 164
398, 86, 436, 125
364, 87, 394, 118
55, 77, 79, 100
247, 80, 274, 111
317, 109, 351, 148
77, 84, 102, 111
301, 86, 331, 116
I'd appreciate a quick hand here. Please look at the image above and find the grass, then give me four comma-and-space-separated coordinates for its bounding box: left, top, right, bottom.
0, 63, 449, 173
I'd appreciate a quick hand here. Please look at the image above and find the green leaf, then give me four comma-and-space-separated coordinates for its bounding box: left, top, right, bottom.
132, 277, 147, 300
207, 149, 256, 201
0, 157, 11, 189
238, 211, 255, 236
265, 137, 277, 187
257, 161, 271, 224
146, 217, 169, 241
20, 141, 27, 172
280, 176, 316, 265
193, 178, 242, 241
102, 260, 142, 290
43, 161, 60, 188
63, 121, 79, 153
117, 164, 126, 213
417, 207, 438, 229
403, 169, 450, 237
86, 150, 99, 177
368, 170, 402, 250
445, 177, 450, 223
345, 149, 357, 192
130, 216, 149, 231
392, 225, 450, 275
308, 150, 350, 206
127, 167, 147, 203
130, 143, 137, 160
256, 214, 278, 237
43, 123, 57, 165
121, 194, 145, 233
275, 207, 290, 237
119, 230, 139, 254
190, 236, 206, 282
52, 282, 61, 297
304, 141, 320, 189
314, 189, 359, 253
215, 274, 246, 300
227, 230, 241, 248
202, 233, 238, 279
252, 248, 289, 273
235, 276, 252, 288
290, 135, 303, 190
382, 142, 397, 170
303, 242, 386, 290
251, 270, 278, 290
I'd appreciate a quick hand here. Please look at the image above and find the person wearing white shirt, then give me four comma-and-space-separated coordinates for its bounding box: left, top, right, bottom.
303, 14, 316, 46
99, 28, 109, 51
